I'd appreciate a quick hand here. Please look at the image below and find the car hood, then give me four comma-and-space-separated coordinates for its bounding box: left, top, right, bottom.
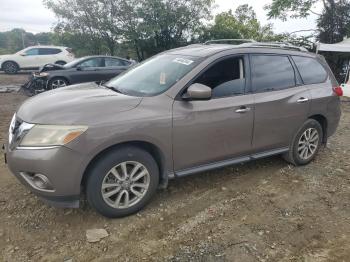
17, 82, 142, 125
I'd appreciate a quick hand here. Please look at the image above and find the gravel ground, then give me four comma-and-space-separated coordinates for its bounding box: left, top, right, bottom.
0, 74, 350, 261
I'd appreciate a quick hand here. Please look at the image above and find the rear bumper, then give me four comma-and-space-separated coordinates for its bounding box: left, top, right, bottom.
4, 143, 85, 208
327, 97, 342, 138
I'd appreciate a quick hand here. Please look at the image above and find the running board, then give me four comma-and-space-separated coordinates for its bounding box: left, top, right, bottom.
175, 147, 289, 177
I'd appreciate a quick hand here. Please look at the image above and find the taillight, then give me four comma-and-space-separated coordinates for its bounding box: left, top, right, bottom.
333, 86, 343, 96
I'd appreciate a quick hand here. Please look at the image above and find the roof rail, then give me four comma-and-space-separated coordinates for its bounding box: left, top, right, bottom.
204, 39, 308, 52
241, 42, 309, 52
204, 39, 256, 45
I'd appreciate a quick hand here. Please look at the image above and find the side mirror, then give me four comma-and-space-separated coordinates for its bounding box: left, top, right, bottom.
183, 83, 211, 100
20, 53, 27, 56
76, 65, 83, 71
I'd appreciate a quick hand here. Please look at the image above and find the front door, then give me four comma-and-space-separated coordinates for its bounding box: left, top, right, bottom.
70, 57, 105, 84
172, 55, 254, 172
19, 48, 40, 68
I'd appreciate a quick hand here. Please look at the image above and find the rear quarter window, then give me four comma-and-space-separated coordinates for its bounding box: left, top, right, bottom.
292, 56, 328, 85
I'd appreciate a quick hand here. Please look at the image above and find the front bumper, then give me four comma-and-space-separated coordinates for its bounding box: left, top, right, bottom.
4, 143, 86, 208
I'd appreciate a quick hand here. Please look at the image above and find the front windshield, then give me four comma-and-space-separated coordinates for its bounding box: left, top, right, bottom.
105, 54, 201, 96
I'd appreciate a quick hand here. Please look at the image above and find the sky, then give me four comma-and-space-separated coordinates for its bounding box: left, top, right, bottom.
0, 0, 322, 35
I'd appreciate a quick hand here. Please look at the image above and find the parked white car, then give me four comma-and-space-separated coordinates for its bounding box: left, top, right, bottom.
0, 45, 75, 74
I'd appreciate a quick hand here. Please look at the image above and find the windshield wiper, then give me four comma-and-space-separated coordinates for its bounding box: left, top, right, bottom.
100, 83, 124, 94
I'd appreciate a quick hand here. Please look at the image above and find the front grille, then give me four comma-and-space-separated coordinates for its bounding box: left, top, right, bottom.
13, 119, 22, 134
9, 114, 25, 149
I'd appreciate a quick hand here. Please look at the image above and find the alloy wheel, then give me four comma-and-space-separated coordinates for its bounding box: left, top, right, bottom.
51, 79, 67, 89
101, 161, 150, 209
4, 62, 17, 74
298, 128, 319, 160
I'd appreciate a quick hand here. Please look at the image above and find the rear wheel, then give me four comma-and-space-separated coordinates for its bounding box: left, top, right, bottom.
2, 61, 19, 74
283, 119, 323, 166
86, 146, 159, 218
48, 77, 68, 89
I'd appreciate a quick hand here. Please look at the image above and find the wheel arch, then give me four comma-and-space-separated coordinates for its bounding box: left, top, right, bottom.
308, 114, 328, 143
55, 60, 67, 65
80, 141, 168, 191
1, 60, 20, 70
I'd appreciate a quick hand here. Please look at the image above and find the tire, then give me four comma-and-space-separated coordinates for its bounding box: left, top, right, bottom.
86, 146, 159, 218
283, 119, 323, 166
2, 61, 19, 74
55, 60, 66, 65
48, 77, 68, 89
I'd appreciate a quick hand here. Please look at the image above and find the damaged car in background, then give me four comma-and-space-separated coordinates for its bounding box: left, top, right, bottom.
21, 55, 136, 95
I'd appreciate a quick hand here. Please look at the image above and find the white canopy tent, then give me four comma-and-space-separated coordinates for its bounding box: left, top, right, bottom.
317, 38, 350, 53
317, 38, 350, 97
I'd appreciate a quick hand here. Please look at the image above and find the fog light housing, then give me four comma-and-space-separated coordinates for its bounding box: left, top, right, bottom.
32, 174, 52, 190
20, 172, 55, 192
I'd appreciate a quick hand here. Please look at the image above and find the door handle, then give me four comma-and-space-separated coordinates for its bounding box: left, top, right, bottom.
297, 97, 309, 103
235, 106, 251, 113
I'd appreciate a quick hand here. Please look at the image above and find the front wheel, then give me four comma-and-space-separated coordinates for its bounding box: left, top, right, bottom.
283, 119, 323, 166
86, 146, 159, 218
3, 61, 19, 74
48, 77, 68, 89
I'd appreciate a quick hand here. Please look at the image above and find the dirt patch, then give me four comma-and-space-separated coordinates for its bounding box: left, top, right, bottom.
1, 74, 350, 261
0, 72, 29, 86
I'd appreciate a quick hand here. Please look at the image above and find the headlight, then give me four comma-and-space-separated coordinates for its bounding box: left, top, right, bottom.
20, 125, 88, 147
39, 72, 49, 77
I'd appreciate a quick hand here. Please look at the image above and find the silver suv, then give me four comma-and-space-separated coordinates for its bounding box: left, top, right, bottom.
5, 42, 342, 217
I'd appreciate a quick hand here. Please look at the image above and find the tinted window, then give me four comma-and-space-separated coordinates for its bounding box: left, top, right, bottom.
194, 57, 245, 98
105, 58, 130, 67
292, 56, 327, 84
25, 48, 39, 56
39, 48, 62, 55
251, 55, 296, 92
78, 58, 104, 68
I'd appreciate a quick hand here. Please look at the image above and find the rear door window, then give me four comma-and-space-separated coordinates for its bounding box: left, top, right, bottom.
105, 58, 130, 67
194, 56, 246, 98
292, 56, 327, 84
251, 55, 296, 92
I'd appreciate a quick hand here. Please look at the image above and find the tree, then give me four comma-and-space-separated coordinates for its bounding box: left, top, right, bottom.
201, 5, 277, 42
44, 0, 124, 56
44, 0, 214, 60
266, 0, 320, 21
266, 0, 350, 43
317, 0, 350, 43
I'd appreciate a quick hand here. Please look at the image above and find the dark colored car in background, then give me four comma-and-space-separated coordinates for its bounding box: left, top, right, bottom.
22, 55, 136, 94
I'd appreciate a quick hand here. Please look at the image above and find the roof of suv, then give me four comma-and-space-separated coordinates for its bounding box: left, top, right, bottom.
25, 45, 68, 49
167, 43, 317, 58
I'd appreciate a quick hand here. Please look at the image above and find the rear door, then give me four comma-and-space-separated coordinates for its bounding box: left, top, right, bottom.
173, 55, 255, 172
38, 48, 63, 65
251, 54, 310, 152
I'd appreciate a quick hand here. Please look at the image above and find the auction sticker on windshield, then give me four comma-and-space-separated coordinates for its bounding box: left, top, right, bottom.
173, 58, 194, 65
